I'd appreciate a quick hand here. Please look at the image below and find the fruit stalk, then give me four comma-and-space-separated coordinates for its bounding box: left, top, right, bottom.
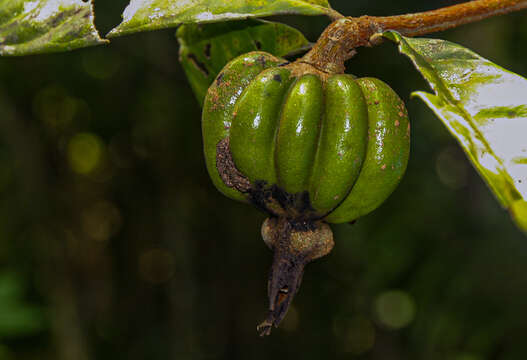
257, 218, 306, 336
301, 0, 527, 73
257, 218, 334, 336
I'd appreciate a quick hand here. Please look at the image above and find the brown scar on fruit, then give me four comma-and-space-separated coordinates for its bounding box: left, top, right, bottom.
216, 137, 251, 193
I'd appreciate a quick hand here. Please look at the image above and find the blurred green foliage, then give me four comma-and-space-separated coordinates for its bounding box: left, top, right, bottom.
0, 1, 526, 359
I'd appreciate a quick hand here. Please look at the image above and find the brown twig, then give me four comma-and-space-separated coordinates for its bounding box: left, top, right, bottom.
302, 0, 527, 73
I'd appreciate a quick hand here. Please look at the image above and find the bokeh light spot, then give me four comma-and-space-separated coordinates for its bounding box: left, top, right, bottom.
139, 249, 176, 284
68, 133, 104, 175
81, 201, 122, 242
374, 290, 416, 330
33, 85, 79, 130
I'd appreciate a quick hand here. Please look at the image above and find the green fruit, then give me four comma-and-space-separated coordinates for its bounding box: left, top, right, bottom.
203, 50, 411, 335
202, 51, 410, 223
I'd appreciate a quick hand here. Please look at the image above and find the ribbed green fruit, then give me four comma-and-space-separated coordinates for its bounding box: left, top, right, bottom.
202, 51, 410, 224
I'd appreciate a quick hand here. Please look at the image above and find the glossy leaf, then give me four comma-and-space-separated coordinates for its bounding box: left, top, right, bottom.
177, 19, 309, 104
108, 0, 332, 38
384, 31, 527, 234
0, 0, 107, 56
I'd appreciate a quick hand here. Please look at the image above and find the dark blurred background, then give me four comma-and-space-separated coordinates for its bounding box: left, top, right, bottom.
0, 1, 526, 359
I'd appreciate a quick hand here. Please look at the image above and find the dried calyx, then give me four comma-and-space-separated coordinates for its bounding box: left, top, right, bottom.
257, 217, 334, 336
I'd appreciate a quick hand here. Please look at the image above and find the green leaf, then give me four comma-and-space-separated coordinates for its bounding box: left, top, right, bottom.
384, 31, 527, 234
177, 19, 309, 104
0, 0, 107, 56
108, 0, 332, 38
